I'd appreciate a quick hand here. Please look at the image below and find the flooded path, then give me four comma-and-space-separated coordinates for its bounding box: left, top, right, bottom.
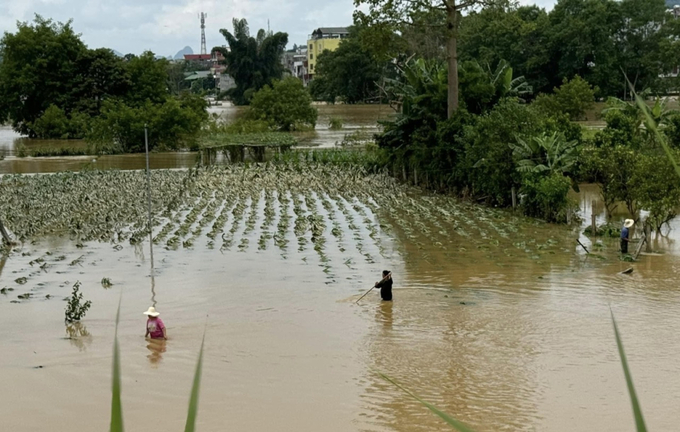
1, 167, 680, 430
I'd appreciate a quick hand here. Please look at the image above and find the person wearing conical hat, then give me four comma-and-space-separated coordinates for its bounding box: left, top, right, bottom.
144, 306, 167, 340
621, 219, 634, 254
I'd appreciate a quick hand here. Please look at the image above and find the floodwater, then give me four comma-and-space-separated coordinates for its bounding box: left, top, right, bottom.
0, 104, 393, 174
1, 166, 680, 432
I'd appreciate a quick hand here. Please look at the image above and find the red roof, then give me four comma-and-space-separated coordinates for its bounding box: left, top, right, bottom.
184, 54, 212, 60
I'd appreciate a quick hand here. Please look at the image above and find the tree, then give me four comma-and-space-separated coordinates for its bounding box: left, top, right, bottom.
71, 48, 131, 116
354, 0, 495, 118
546, 0, 622, 97
214, 18, 288, 105
248, 77, 318, 131
310, 36, 381, 104
459, 4, 553, 93
0, 16, 86, 135
123, 51, 169, 106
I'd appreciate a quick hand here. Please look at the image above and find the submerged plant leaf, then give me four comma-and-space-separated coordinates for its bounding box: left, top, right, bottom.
610, 309, 647, 432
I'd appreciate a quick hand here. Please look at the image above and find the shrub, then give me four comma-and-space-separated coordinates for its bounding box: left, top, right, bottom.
88, 95, 207, 153
65, 281, 91, 323
328, 117, 343, 130
249, 77, 318, 131
553, 75, 596, 121
521, 172, 572, 222
31, 105, 70, 139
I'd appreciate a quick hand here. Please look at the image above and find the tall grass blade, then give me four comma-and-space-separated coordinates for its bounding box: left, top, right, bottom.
610, 309, 647, 432
184, 328, 206, 432
626, 75, 680, 179
110, 295, 124, 432
378, 372, 477, 432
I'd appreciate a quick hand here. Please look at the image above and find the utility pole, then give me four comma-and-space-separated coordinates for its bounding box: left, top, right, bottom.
199, 12, 207, 55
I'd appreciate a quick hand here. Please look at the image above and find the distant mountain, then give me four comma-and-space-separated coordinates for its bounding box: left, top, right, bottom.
174, 46, 194, 60
112, 50, 124, 57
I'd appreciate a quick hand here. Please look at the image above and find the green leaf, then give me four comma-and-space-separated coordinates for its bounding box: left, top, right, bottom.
184, 328, 206, 432
610, 309, 647, 432
110, 295, 124, 432
378, 372, 477, 432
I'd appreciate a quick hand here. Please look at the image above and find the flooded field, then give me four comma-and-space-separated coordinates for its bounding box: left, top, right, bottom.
0, 104, 392, 175
1, 166, 680, 431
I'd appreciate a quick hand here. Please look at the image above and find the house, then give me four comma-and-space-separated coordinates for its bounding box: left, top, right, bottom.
306, 27, 349, 78
281, 46, 310, 86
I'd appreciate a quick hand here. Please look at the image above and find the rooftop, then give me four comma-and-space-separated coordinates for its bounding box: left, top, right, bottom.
310, 27, 350, 39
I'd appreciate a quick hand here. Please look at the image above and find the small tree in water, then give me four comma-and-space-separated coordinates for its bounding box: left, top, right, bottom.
65, 281, 91, 323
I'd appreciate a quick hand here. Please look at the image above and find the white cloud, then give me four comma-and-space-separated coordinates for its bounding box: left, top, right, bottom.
0, 0, 558, 56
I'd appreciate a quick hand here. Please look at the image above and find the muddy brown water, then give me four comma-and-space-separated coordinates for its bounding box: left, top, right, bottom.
1, 169, 680, 432
0, 104, 393, 175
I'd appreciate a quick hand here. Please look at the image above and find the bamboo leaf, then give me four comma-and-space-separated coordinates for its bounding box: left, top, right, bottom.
378, 372, 477, 432
184, 327, 207, 432
610, 309, 647, 432
110, 295, 124, 432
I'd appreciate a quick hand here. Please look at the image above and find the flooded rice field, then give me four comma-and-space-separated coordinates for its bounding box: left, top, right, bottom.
1, 165, 680, 431
0, 104, 392, 175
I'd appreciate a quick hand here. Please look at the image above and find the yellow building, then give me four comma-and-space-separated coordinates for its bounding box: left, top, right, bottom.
307, 27, 349, 77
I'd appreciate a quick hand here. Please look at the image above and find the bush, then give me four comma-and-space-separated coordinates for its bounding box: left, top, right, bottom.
249, 77, 318, 131
31, 105, 70, 139
521, 172, 572, 222
328, 117, 343, 130
88, 95, 207, 153
553, 75, 596, 121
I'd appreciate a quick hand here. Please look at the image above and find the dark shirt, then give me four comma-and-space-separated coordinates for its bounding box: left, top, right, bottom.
621, 227, 629, 240
376, 278, 393, 301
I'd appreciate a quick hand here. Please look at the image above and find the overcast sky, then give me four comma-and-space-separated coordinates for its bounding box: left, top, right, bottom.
0, 0, 556, 57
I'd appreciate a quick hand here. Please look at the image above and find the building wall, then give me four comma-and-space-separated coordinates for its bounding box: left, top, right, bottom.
306, 38, 342, 76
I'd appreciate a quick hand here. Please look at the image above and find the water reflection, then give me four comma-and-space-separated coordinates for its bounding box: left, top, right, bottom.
376, 300, 393, 331
146, 338, 167, 366
65, 323, 92, 352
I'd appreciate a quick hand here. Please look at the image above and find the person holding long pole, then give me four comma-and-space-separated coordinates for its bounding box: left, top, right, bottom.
356, 270, 393, 304
375, 270, 393, 301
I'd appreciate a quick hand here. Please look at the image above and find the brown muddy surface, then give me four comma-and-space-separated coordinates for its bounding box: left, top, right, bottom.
1, 168, 680, 431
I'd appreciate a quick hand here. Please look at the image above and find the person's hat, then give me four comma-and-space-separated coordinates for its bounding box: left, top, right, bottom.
624, 219, 634, 228
143, 306, 160, 317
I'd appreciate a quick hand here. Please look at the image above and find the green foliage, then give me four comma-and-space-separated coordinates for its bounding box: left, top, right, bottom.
310, 35, 381, 104
88, 94, 207, 153
611, 310, 648, 432
215, 18, 288, 105
0, 17, 207, 144
510, 132, 578, 175
328, 117, 344, 130
110, 298, 123, 432
30, 105, 70, 139
248, 77, 317, 131
630, 151, 680, 230
64, 281, 91, 323
520, 172, 572, 222
553, 76, 596, 120
0, 16, 87, 136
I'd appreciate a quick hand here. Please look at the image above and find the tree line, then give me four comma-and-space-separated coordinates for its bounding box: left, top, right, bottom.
0, 16, 207, 151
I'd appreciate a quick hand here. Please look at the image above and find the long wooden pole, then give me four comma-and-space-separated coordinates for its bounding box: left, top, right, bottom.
356, 272, 392, 304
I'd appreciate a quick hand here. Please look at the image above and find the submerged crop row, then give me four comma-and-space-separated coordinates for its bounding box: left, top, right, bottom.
0, 164, 567, 263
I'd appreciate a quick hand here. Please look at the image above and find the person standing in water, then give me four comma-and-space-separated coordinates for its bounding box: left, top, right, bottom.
375, 270, 393, 301
144, 306, 167, 340
621, 219, 634, 254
